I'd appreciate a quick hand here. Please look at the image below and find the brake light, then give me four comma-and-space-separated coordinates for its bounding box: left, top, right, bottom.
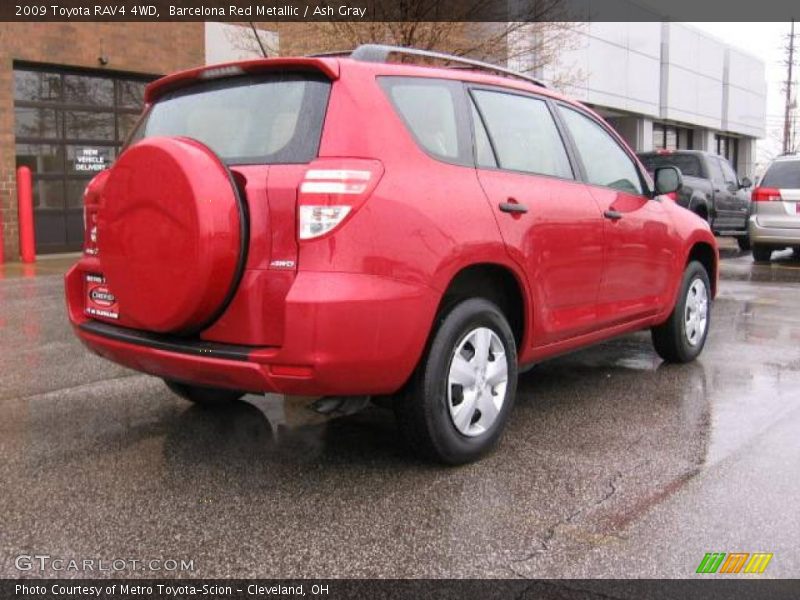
752, 187, 782, 202
298, 159, 383, 240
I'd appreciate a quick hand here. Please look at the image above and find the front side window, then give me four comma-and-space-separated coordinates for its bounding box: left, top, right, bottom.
472, 90, 573, 179
559, 106, 643, 195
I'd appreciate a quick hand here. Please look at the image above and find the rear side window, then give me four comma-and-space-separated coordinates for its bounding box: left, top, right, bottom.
639, 153, 703, 178
761, 161, 800, 188
380, 78, 468, 164
558, 106, 643, 194
472, 90, 573, 179
130, 73, 331, 164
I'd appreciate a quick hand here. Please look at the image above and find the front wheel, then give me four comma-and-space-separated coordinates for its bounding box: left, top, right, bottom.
395, 298, 518, 465
164, 380, 244, 406
651, 261, 711, 363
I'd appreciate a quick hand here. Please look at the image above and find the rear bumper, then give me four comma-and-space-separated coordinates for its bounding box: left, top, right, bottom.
749, 216, 800, 246
66, 263, 439, 396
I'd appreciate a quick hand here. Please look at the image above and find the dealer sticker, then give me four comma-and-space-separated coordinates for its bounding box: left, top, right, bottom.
84, 273, 119, 320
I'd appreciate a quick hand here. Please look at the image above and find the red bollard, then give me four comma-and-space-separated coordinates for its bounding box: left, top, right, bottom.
17, 166, 35, 264
0, 198, 5, 264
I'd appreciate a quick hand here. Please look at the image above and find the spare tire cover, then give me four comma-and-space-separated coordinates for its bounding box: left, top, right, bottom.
99, 137, 245, 334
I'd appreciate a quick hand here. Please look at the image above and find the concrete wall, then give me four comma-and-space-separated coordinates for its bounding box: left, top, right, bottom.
543, 22, 766, 152
546, 22, 662, 118
660, 23, 726, 130
724, 47, 767, 138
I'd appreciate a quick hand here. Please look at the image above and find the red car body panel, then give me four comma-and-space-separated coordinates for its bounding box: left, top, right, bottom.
66, 55, 718, 396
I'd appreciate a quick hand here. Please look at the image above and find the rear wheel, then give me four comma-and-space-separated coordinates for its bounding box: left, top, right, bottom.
651, 261, 711, 363
164, 380, 244, 406
752, 245, 772, 263
736, 235, 751, 252
395, 298, 518, 465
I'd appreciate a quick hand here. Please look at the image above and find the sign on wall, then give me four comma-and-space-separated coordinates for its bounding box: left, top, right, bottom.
73, 147, 111, 173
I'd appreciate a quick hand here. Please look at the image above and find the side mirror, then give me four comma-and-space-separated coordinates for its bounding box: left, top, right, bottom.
740, 176, 752, 189
654, 166, 683, 196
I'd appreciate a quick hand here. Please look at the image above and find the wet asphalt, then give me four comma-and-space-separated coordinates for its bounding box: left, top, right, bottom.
1, 241, 799, 579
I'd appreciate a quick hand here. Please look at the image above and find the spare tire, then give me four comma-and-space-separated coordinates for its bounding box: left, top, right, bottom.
98, 136, 247, 335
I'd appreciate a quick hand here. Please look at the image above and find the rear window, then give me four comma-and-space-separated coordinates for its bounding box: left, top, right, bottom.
761, 160, 800, 188
129, 73, 331, 164
638, 153, 703, 178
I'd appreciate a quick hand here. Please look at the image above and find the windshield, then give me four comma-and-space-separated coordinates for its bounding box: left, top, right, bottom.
638, 153, 703, 178
129, 73, 331, 164
760, 160, 800, 189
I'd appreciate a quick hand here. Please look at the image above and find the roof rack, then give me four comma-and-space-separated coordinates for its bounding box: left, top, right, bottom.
310, 44, 547, 88
307, 50, 354, 58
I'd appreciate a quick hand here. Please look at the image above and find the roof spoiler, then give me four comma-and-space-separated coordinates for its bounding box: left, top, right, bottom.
145, 57, 340, 103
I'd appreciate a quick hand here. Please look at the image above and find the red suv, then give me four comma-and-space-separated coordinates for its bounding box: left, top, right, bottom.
66, 45, 718, 464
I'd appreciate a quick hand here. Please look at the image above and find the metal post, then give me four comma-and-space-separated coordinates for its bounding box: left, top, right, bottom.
17, 166, 35, 264
784, 20, 796, 155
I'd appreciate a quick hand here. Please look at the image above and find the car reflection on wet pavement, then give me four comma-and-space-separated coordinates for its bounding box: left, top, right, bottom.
1, 245, 799, 578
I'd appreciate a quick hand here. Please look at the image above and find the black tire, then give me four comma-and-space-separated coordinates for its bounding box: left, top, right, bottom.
164, 379, 244, 406
752, 245, 772, 263
736, 235, 751, 252
394, 298, 518, 465
693, 204, 709, 225
651, 261, 711, 364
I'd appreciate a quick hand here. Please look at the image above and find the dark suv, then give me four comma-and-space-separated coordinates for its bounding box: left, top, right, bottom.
66, 45, 718, 464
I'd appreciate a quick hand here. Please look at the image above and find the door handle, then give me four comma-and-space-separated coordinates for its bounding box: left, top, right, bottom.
499, 202, 528, 214
603, 209, 623, 220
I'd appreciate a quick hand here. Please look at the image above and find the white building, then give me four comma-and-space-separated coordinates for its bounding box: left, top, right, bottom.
205, 21, 768, 180
531, 22, 767, 178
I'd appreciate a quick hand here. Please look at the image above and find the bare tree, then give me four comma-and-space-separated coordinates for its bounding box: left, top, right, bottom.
233, 0, 585, 89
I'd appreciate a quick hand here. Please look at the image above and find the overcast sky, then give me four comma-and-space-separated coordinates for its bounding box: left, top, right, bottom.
690, 22, 795, 166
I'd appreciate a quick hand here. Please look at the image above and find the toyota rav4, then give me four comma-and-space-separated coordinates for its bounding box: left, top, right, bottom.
65, 45, 718, 464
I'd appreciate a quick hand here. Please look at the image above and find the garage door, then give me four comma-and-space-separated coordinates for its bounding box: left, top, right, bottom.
14, 65, 153, 253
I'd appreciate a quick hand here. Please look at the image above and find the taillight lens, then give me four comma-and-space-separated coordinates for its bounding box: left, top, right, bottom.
298, 159, 383, 240
752, 187, 782, 202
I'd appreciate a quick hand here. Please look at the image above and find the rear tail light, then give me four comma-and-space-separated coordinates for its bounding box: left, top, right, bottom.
298, 159, 383, 240
752, 187, 782, 202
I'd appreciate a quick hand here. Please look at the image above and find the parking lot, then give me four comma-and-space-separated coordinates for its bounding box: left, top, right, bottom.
1, 241, 799, 578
